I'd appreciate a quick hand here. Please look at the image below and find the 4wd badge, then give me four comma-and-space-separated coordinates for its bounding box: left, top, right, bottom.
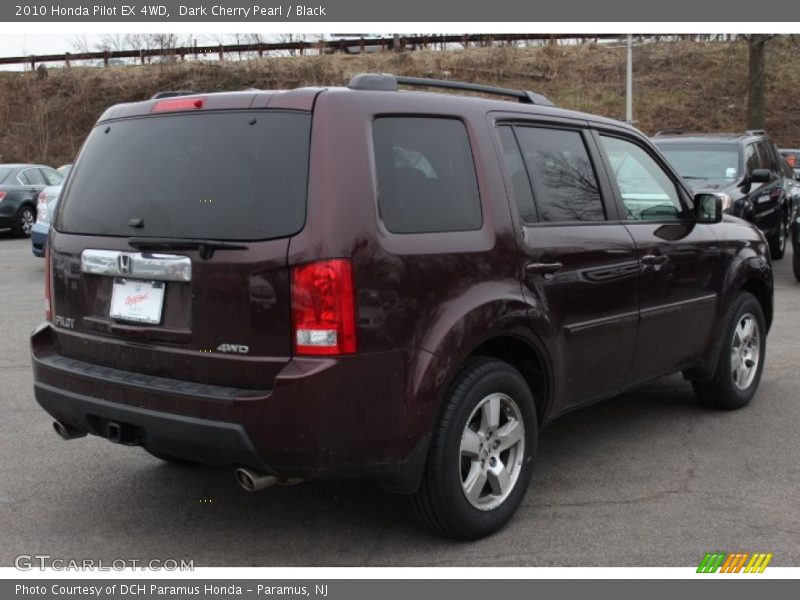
216, 344, 249, 354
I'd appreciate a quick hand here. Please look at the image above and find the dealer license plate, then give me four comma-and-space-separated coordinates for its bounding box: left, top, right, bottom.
109, 278, 165, 325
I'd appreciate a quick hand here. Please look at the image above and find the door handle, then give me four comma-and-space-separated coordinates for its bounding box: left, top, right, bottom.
641, 254, 669, 266
525, 261, 563, 275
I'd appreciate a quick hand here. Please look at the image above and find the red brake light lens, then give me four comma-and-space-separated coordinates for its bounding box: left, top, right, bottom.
292, 259, 357, 355
0, 191, 6, 202
44, 247, 52, 322
151, 97, 204, 112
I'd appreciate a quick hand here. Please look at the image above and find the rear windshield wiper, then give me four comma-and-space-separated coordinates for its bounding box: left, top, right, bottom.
128, 237, 249, 260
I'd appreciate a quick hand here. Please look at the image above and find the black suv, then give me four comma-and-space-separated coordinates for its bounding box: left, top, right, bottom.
654, 130, 790, 259
33, 75, 773, 539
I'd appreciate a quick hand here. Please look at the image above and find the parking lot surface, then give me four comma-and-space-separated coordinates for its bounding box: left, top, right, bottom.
1, 233, 799, 567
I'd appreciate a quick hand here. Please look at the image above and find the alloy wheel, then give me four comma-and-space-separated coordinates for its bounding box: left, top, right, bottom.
731, 313, 760, 390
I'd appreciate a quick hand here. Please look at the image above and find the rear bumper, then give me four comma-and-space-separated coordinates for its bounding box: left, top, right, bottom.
31, 222, 49, 257
31, 323, 437, 491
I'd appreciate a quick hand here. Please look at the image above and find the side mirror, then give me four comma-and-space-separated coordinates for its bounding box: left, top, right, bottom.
694, 193, 722, 224
749, 168, 771, 184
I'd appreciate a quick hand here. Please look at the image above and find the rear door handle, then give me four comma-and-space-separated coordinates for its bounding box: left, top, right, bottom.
641, 254, 669, 266
525, 261, 563, 274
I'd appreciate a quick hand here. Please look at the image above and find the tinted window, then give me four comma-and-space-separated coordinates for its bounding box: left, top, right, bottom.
514, 127, 604, 223
745, 144, 759, 174
600, 135, 684, 221
57, 111, 311, 241
20, 168, 45, 186
373, 117, 482, 234
0, 167, 13, 184
40, 167, 64, 186
657, 143, 740, 180
498, 126, 537, 223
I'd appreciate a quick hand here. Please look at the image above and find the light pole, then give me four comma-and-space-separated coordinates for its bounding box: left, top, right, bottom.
625, 34, 633, 125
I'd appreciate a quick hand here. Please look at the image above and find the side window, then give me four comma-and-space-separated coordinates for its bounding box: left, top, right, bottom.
599, 135, 684, 222
40, 168, 63, 186
745, 144, 759, 174
372, 117, 482, 234
754, 142, 772, 171
497, 125, 537, 223
514, 126, 605, 223
19, 169, 44, 186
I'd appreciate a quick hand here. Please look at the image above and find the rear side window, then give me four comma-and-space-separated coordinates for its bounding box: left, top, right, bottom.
0, 167, 12, 184
372, 117, 482, 234
57, 111, 311, 241
20, 169, 45, 186
513, 127, 605, 223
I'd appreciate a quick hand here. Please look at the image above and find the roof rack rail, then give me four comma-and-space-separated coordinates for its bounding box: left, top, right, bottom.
150, 90, 196, 100
745, 129, 767, 136
347, 73, 555, 107
654, 129, 684, 137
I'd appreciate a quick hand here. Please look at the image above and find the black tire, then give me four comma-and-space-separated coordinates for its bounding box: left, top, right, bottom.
406, 357, 538, 540
793, 249, 800, 282
13, 205, 35, 238
768, 219, 786, 260
692, 292, 766, 410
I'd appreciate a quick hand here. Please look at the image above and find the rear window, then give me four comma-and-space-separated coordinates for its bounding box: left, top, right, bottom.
372, 117, 482, 234
57, 111, 311, 241
0, 167, 13, 184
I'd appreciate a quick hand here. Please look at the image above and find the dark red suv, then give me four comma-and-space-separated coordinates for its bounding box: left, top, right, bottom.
32, 74, 773, 539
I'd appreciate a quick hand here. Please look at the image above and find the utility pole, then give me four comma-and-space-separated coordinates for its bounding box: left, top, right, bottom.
625, 34, 633, 125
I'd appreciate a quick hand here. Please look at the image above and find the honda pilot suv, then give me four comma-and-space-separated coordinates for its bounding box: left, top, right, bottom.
32, 74, 773, 539
653, 130, 790, 259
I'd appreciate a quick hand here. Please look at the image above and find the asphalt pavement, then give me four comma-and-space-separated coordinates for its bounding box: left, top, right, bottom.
1, 232, 798, 567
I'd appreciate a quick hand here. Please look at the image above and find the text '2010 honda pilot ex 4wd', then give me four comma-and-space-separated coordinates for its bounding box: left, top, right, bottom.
32, 74, 773, 540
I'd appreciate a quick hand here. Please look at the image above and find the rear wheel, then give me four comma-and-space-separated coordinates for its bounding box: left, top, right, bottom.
793, 249, 800, 282
692, 292, 766, 410
14, 205, 35, 238
407, 357, 537, 539
768, 215, 787, 259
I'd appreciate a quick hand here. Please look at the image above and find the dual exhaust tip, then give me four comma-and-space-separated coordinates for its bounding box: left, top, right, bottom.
53, 421, 87, 440
234, 467, 277, 492
54, 422, 286, 494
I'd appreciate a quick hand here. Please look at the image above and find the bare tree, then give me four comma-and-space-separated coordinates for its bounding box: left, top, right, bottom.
745, 34, 775, 130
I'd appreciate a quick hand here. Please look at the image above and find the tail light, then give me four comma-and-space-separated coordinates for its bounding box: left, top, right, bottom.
291, 259, 357, 355
45, 247, 52, 322
0, 191, 6, 202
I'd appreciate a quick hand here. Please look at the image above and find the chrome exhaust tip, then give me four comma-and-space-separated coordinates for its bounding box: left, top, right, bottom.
53, 421, 87, 440
234, 467, 277, 492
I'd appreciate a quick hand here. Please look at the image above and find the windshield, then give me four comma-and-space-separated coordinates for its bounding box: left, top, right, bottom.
57, 111, 311, 241
657, 143, 741, 181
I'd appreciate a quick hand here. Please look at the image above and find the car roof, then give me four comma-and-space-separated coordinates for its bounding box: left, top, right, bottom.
97, 85, 649, 142
0, 163, 48, 170
653, 133, 767, 145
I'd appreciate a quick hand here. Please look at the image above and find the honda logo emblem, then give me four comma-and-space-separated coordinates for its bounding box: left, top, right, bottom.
118, 254, 132, 275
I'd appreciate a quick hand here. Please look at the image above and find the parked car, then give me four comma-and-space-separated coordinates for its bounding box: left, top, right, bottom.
654, 130, 790, 259
779, 148, 800, 180
33, 75, 773, 540
0, 164, 63, 237
31, 164, 72, 257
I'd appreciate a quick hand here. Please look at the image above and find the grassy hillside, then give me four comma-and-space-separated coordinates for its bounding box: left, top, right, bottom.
3, 37, 800, 166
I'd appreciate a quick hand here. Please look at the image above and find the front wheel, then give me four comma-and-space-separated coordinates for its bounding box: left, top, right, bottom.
692, 292, 766, 410
14, 205, 35, 238
406, 357, 537, 539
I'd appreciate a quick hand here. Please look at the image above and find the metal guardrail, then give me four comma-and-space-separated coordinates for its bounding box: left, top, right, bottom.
0, 34, 625, 69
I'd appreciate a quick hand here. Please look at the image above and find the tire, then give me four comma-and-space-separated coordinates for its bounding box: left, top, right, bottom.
692, 292, 766, 410
406, 357, 538, 540
768, 218, 786, 260
13, 205, 35, 238
794, 248, 800, 282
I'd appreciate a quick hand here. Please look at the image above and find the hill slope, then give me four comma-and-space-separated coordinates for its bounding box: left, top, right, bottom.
2, 38, 800, 166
